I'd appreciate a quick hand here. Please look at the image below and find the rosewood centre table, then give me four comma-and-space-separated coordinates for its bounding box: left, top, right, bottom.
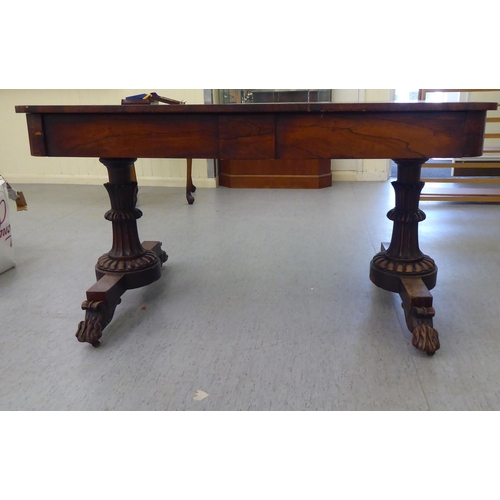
16, 101, 498, 355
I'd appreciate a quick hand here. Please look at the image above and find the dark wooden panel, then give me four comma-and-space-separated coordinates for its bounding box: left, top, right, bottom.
219, 115, 275, 159
275, 112, 473, 160
453, 167, 500, 176
43, 113, 220, 158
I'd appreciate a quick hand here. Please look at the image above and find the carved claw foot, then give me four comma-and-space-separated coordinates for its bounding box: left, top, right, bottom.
186, 192, 195, 205
76, 316, 103, 347
403, 305, 440, 356
76, 299, 121, 347
412, 323, 440, 356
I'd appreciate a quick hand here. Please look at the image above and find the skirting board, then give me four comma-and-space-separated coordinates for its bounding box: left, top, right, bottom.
7, 171, 387, 186
332, 171, 389, 182
5, 175, 218, 188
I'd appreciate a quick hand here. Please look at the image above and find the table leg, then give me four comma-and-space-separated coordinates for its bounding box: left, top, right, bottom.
369, 159, 440, 355
186, 158, 196, 205
75, 158, 168, 346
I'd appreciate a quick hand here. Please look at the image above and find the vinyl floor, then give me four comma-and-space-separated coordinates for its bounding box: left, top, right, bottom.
1, 181, 500, 410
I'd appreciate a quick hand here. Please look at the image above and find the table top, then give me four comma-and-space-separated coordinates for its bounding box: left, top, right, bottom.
16, 101, 498, 160
15, 101, 498, 115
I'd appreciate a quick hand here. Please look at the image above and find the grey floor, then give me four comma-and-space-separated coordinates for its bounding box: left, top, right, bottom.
1, 181, 500, 411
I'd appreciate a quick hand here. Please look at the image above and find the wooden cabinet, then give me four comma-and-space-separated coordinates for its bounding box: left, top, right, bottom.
219, 159, 332, 189
218, 89, 333, 189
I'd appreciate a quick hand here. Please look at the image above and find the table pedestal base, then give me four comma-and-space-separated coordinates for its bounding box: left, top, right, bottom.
75, 158, 168, 346
76, 241, 167, 347
370, 159, 440, 355
371, 243, 439, 355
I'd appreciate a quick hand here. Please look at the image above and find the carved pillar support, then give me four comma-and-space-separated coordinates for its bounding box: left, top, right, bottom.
370, 159, 437, 293
96, 158, 161, 287
75, 158, 168, 346
370, 159, 440, 355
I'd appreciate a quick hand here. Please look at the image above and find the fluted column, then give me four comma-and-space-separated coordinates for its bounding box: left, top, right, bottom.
95, 158, 161, 287
370, 159, 437, 293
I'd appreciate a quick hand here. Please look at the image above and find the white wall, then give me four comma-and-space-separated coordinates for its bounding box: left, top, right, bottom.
1, 89, 394, 186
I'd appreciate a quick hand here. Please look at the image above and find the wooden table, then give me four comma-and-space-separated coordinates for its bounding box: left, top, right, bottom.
16, 102, 497, 355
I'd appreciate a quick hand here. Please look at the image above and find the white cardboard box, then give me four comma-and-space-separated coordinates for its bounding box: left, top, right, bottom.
0, 176, 15, 274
